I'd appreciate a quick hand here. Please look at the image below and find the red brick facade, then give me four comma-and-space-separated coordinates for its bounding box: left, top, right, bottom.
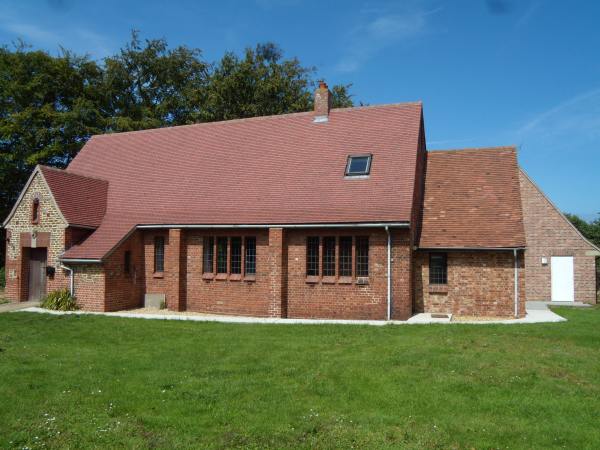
414, 250, 526, 318
519, 170, 598, 303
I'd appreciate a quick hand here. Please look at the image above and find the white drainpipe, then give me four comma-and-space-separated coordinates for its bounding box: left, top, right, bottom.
61, 264, 74, 296
513, 249, 518, 318
385, 226, 391, 321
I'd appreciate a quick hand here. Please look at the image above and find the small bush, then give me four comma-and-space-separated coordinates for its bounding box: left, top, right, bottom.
40, 289, 78, 311
0, 266, 5, 289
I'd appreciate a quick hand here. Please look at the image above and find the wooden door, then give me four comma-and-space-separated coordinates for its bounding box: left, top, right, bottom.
28, 248, 47, 301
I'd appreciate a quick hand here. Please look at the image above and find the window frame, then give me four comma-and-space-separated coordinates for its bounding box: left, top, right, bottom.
345, 154, 372, 176
230, 237, 242, 274
124, 250, 131, 275
31, 198, 40, 224
322, 236, 336, 276
306, 236, 320, 276
202, 236, 215, 274
338, 236, 353, 277
355, 236, 369, 277
429, 252, 448, 285
154, 236, 165, 273
216, 237, 228, 274
244, 236, 257, 276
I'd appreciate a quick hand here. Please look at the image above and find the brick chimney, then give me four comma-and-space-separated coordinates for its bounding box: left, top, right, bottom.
313, 80, 332, 122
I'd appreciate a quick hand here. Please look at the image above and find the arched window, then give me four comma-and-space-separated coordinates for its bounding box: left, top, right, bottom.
31, 198, 40, 224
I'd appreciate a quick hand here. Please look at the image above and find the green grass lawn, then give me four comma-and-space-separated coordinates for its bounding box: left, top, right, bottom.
1, 308, 599, 449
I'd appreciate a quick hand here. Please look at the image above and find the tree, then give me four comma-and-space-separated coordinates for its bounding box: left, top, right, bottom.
0, 35, 354, 268
203, 43, 352, 121
565, 213, 600, 248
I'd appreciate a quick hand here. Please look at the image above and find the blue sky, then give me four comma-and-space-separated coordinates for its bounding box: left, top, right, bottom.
1, 0, 599, 220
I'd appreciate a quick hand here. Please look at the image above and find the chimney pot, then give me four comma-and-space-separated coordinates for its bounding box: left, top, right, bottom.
314, 80, 332, 121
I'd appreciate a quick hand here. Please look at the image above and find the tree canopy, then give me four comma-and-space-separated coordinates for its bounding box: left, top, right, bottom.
0, 34, 353, 266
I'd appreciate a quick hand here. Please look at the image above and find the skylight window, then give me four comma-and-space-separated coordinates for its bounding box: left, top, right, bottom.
345, 154, 372, 176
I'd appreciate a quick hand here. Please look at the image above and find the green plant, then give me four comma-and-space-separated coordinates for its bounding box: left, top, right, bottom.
0, 266, 5, 289
40, 288, 78, 311
159, 300, 166, 310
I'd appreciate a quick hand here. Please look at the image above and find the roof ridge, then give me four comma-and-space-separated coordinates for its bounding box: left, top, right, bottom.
89, 101, 423, 140
428, 146, 517, 154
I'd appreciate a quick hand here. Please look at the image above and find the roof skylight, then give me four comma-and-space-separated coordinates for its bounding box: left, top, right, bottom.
345, 154, 372, 176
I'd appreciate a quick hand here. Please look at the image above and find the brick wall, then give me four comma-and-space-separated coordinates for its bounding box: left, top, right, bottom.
4, 171, 70, 301
103, 230, 145, 311
414, 250, 526, 318
183, 229, 273, 317
136, 227, 413, 320
73, 264, 105, 311
519, 170, 598, 303
286, 228, 412, 320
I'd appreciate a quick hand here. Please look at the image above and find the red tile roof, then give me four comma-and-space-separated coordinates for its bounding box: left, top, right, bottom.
418, 147, 526, 249
40, 166, 108, 228
62, 103, 423, 260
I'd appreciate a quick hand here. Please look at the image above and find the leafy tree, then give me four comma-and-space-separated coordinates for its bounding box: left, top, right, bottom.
204, 43, 352, 121
0, 34, 354, 267
565, 213, 600, 248
100, 31, 209, 131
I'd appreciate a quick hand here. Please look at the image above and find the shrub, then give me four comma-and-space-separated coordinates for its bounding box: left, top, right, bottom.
40, 289, 78, 311
0, 266, 5, 289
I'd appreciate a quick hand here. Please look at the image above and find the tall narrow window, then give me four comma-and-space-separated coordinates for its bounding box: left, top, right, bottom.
217, 237, 228, 273
31, 198, 40, 224
339, 236, 353, 276
124, 251, 131, 275
245, 237, 256, 275
203, 236, 214, 273
230, 237, 242, 274
356, 236, 369, 276
154, 236, 164, 273
429, 253, 448, 284
323, 236, 336, 276
306, 236, 320, 276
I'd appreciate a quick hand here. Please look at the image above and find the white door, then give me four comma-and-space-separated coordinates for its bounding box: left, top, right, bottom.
551, 256, 574, 302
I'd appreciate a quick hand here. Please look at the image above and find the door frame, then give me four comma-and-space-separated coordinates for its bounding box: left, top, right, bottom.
551, 256, 575, 302
27, 247, 48, 301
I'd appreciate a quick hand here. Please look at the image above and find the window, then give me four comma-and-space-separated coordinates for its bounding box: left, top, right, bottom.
230, 237, 242, 274
217, 237, 228, 273
203, 237, 214, 273
245, 237, 256, 275
429, 253, 448, 284
345, 154, 372, 176
31, 198, 40, 224
306, 237, 320, 276
154, 236, 164, 272
356, 236, 369, 276
339, 236, 352, 276
124, 251, 131, 275
323, 236, 336, 276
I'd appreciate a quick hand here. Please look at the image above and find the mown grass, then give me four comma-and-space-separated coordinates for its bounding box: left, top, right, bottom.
0, 307, 599, 449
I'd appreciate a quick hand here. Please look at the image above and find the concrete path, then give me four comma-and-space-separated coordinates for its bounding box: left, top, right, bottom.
0, 301, 40, 313
16, 303, 567, 325
527, 300, 591, 310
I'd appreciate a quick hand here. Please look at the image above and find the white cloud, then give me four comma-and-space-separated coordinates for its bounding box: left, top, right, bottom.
334, 6, 442, 73
516, 88, 600, 147
0, 10, 114, 58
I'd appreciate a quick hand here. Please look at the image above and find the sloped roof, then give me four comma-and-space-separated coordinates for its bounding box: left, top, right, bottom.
418, 147, 526, 249
39, 166, 108, 228
62, 103, 423, 260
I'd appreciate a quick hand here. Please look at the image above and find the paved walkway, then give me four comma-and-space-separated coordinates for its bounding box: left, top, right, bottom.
527, 300, 591, 310
0, 301, 40, 313
15, 302, 567, 325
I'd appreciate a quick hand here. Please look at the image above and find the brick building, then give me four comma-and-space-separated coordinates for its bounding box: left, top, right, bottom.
3, 82, 598, 319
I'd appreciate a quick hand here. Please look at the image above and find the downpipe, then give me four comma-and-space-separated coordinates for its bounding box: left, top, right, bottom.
385, 226, 391, 321
513, 249, 518, 318
61, 264, 74, 297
